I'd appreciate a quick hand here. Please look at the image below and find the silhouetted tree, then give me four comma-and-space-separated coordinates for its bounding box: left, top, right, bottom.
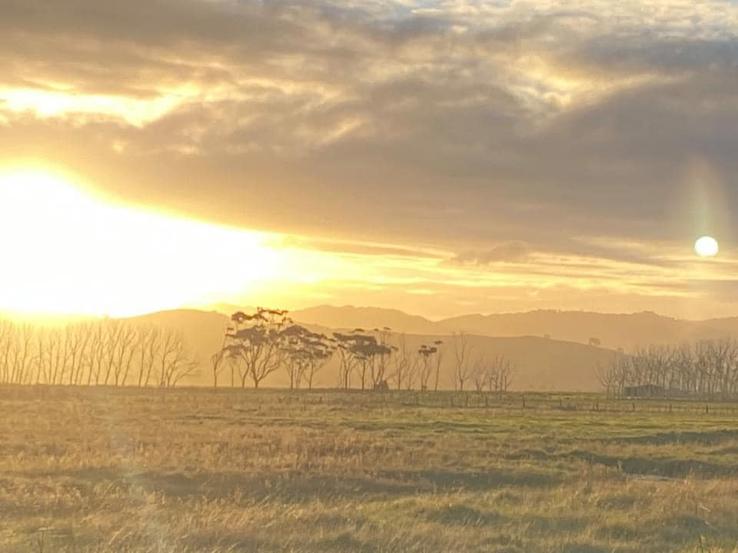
333, 330, 392, 390
431, 340, 444, 391
370, 327, 395, 389
223, 308, 291, 389
417, 343, 440, 391
281, 324, 334, 389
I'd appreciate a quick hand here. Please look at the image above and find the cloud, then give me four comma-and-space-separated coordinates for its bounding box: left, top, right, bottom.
277, 236, 445, 259
2, 0, 738, 316
453, 242, 532, 264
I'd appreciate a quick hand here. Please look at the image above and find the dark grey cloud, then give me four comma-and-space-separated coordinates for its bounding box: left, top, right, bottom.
450, 237, 682, 270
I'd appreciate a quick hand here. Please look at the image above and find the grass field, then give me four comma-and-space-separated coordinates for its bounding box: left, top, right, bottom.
1, 387, 737, 553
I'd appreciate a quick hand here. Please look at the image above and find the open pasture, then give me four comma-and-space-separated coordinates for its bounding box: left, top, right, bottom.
1, 387, 737, 553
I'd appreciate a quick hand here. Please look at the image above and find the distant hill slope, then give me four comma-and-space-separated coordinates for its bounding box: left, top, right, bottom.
276, 305, 738, 351
370, 333, 617, 392
124, 309, 229, 368
700, 317, 738, 339
124, 309, 618, 392
437, 310, 728, 350
290, 305, 440, 335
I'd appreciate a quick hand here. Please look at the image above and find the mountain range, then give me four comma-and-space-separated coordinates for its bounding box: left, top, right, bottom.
286, 306, 738, 350
122, 305, 738, 392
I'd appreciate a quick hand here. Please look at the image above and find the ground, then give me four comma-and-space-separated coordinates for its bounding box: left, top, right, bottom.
1, 387, 737, 553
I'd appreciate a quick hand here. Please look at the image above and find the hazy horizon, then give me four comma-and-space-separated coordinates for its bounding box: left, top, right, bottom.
164, 303, 738, 324
9, 300, 738, 327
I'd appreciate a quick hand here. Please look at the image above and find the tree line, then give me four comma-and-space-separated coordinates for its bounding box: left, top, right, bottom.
0, 320, 197, 387
0, 307, 516, 392
213, 308, 514, 392
597, 339, 738, 399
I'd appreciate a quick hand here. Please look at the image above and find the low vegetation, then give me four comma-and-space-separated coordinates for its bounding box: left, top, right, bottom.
0, 320, 197, 388
598, 340, 738, 399
1, 387, 737, 553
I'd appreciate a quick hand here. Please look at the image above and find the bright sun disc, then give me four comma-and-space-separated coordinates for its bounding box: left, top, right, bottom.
695, 236, 719, 258
0, 168, 289, 317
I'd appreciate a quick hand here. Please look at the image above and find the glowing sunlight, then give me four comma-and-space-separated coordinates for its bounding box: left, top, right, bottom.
0, 168, 286, 317
0, 87, 183, 127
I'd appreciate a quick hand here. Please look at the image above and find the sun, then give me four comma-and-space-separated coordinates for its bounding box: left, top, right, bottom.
694, 235, 719, 258
0, 168, 287, 318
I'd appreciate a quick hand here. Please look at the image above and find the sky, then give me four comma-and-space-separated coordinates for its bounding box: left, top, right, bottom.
1, 0, 738, 320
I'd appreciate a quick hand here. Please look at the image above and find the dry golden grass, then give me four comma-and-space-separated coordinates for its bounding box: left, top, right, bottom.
1, 387, 737, 552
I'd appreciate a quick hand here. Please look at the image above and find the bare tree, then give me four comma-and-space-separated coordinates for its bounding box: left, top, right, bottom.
15, 325, 33, 385
140, 327, 161, 387
595, 360, 619, 398
471, 354, 488, 393
211, 348, 228, 389
159, 329, 198, 388
0, 321, 14, 384
451, 332, 473, 391
390, 334, 412, 390
488, 354, 514, 394
597, 339, 738, 400
67, 324, 90, 386
111, 324, 138, 386
0, 319, 205, 389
